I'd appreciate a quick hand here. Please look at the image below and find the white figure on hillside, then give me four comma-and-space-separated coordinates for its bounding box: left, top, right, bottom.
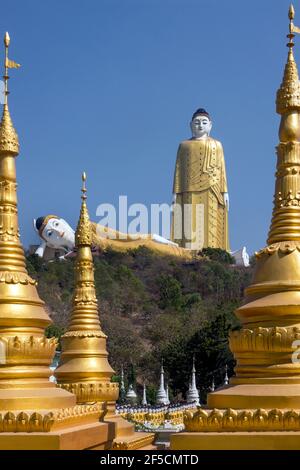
231, 247, 250, 267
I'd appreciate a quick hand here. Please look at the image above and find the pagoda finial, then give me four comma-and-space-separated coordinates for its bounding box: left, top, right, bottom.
75, 171, 92, 246
4, 32, 10, 106
276, 5, 300, 117
266, 5, 300, 244
0, 32, 20, 155
3, 32, 20, 107
288, 4, 296, 50
81, 171, 87, 199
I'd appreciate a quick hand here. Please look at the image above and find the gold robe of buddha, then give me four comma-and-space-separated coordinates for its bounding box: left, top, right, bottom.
171, 110, 229, 251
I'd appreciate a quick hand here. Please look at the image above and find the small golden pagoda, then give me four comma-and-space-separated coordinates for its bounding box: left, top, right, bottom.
171, 5, 300, 450
55, 174, 155, 450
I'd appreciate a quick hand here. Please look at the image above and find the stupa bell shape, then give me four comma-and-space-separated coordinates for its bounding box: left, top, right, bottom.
126, 384, 138, 405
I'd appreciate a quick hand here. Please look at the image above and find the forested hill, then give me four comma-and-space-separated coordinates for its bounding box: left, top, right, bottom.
26, 247, 253, 403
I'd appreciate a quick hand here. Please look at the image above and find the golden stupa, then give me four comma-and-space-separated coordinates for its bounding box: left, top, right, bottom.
0, 33, 114, 450
171, 4, 300, 450
55, 173, 155, 450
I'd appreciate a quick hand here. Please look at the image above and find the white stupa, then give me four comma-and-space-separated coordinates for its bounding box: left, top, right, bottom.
126, 384, 138, 405
224, 364, 229, 385
210, 376, 215, 392
118, 365, 126, 402
142, 382, 148, 406
186, 356, 200, 406
166, 383, 170, 405
156, 360, 168, 405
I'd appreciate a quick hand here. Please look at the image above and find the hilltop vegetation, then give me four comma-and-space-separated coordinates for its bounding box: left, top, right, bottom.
26, 247, 253, 403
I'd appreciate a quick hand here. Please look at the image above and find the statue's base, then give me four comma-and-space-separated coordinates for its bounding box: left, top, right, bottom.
0, 422, 111, 450
171, 432, 300, 450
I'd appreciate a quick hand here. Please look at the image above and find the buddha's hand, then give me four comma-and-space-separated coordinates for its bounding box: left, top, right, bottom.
35, 240, 47, 258
223, 192, 229, 211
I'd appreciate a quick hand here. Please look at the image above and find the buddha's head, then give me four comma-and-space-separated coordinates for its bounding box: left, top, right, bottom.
190, 108, 212, 140
33, 215, 75, 252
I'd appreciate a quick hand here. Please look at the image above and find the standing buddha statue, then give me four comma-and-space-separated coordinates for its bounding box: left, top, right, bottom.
171, 108, 230, 251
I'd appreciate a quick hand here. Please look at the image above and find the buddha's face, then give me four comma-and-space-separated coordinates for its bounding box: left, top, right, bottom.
190, 115, 212, 139
41, 217, 75, 251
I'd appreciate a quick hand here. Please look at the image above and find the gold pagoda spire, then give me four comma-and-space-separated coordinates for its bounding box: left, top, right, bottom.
268, 5, 300, 244
0, 32, 75, 414
0, 32, 19, 156
55, 173, 117, 405
64, 172, 102, 333
231, 3, 300, 395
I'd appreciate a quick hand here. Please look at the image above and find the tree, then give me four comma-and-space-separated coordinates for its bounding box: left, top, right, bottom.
156, 274, 183, 310
200, 247, 235, 265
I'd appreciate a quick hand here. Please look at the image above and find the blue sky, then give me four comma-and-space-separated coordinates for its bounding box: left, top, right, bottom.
0, 0, 295, 253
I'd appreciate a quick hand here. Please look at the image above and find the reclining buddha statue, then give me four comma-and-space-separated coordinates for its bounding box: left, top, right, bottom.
33, 215, 190, 259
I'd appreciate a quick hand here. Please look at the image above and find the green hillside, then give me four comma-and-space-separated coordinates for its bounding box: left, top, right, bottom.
26, 247, 253, 404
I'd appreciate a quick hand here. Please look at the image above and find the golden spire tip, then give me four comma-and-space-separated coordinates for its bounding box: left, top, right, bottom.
4, 32, 10, 48
289, 4, 295, 21
81, 172, 87, 200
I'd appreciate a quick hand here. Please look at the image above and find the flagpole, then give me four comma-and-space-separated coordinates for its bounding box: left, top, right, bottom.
3, 32, 10, 106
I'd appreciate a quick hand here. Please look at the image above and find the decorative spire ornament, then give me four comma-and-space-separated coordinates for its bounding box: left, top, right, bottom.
268, 5, 300, 243
55, 173, 118, 406
0, 33, 19, 156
